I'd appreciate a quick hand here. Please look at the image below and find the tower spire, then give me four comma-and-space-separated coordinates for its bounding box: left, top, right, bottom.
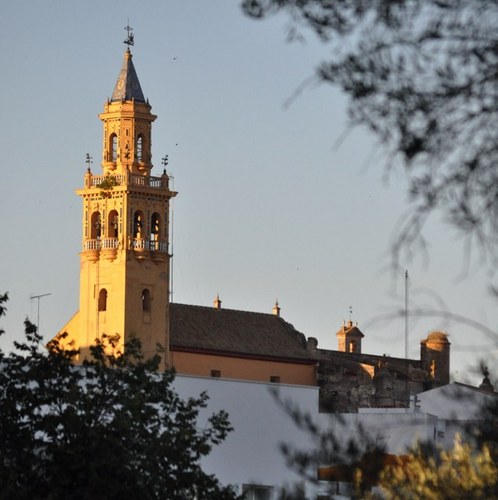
111, 46, 145, 103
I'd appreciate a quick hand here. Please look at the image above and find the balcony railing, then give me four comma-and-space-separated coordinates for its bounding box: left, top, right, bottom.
101, 238, 120, 249
132, 238, 168, 252
88, 173, 169, 190
83, 238, 168, 253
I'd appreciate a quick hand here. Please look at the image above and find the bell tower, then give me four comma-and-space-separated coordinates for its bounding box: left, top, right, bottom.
59, 32, 176, 367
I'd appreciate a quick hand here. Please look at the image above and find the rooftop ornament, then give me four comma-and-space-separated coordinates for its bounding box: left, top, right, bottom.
124, 23, 134, 47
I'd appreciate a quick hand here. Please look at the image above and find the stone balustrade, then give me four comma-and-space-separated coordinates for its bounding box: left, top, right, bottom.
87, 172, 169, 190
83, 238, 168, 253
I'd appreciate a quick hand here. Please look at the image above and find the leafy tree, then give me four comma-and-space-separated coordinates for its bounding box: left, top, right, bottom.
241, 3, 498, 497
242, 0, 498, 269
378, 435, 498, 500
273, 394, 498, 499
0, 293, 239, 500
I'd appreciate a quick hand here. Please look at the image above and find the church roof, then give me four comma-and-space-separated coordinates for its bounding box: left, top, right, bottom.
169, 303, 314, 362
111, 49, 146, 103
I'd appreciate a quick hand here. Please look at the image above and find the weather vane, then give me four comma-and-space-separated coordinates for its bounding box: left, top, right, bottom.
124, 23, 134, 47
85, 153, 93, 172
349, 305, 353, 321
162, 155, 169, 175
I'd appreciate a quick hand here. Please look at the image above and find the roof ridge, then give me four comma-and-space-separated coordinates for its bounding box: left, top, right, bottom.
171, 302, 278, 317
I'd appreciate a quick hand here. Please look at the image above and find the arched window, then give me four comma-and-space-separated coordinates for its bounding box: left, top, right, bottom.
108, 210, 119, 238
151, 213, 161, 240
133, 211, 144, 238
98, 288, 107, 312
90, 211, 101, 239
142, 289, 151, 313
110, 133, 118, 161
136, 134, 143, 162
349, 340, 357, 353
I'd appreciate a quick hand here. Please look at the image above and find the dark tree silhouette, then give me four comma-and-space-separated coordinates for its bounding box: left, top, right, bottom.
0, 293, 239, 500
241, 4, 498, 496
242, 0, 498, 270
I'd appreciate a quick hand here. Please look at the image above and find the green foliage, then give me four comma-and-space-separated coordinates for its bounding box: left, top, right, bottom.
378, 435, 498, 500
270, 386, 498, 499
0, 297, 239, 500
96, 174, 118, 198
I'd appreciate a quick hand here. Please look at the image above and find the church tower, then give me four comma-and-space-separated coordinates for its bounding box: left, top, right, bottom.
59, 34, 176, 367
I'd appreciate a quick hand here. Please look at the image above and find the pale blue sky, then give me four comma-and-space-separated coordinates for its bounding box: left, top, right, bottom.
1, 0, 496, 383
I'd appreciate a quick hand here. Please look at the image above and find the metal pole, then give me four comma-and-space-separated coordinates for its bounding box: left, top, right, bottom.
30, 293, 51, 334
405, 270, 409, 406
405, 270, 409, 360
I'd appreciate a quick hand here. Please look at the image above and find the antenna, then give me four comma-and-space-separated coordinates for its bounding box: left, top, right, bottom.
162, 154, 174, 303
405, 270, 409, 360
30, 293, 51, 335
405, 269, 410, 407
348, 305, 353, 321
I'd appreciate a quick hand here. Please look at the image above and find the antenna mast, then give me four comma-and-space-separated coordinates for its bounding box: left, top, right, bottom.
405, 270, 409, 360
30, 293, 51, 335
162, 155, 174, 303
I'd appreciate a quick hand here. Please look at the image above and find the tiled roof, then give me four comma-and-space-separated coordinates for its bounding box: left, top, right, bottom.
170, 303, 314, 362
111, 49, 146, 103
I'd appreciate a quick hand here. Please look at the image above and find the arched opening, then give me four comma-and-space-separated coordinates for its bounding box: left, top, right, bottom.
133, 211, 144, 239
136, 134, 144, 162
90, 211, 101, 239
107, 210, 119, 238
98, 288, 107, 312
150, 212, 161, 249
349, 340, 357, 353
142, 289, 151, 313
110, 133, 118, 161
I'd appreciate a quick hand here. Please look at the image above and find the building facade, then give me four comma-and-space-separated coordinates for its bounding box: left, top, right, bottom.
58, 40, 452, 410
58, 46, 176, 367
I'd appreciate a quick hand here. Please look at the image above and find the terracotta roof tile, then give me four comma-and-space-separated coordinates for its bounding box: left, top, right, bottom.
170, 303, 313, 362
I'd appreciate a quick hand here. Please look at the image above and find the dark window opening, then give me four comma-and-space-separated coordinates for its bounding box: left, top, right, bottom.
111, 134, 118, 161
142, 289, 151, 313
210, 370, 221, 378
136, 134, 143, 162
242, 485, 273, 500
270, 376, 281, 383
150, 212, 161, 249
151, 213, 160, 238
133, 211, 144, 238
108, 210, 118, 238
91, 211, 101, 239
98, 288, 107, 312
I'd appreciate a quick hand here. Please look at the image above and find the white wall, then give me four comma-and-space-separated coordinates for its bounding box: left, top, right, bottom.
174, 374, 320, 495
173, 376, 494, 498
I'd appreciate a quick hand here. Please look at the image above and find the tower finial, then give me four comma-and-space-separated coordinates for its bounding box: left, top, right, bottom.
272, 299, 281, 317
124, 23, 134, 48
85, 153, 93, 172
